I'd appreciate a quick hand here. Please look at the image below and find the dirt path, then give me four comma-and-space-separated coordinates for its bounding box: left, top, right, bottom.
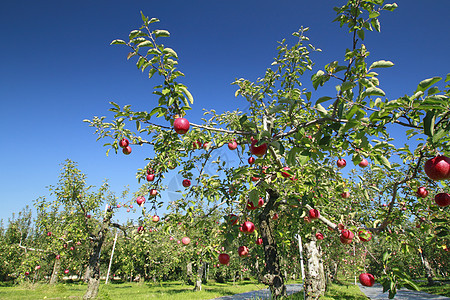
211, 283, 303, 300
359, 283, 450, 300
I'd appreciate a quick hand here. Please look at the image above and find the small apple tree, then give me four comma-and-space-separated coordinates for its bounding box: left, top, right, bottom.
86, 1, 449, 298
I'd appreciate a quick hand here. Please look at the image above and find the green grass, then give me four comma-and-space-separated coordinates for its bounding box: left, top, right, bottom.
0, 279, 371, 300
0, 280, 269, 300
411, 280, 450, 297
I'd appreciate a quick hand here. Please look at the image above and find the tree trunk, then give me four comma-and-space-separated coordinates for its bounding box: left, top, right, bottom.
193, 262, 205, 291
186, 262, 194, 285
258, 189, 286, 299
303, 237, 326, 300
49, 257, 60, 284
83, 214, 110, 299
419, 248, 435, 286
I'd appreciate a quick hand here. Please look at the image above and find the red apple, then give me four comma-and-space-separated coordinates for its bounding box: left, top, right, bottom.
359, 273, 375, 287
86, 214, 91, 219
193, 140, 202, 149
25, 271, 30, 276
35, 265, 41, 270
152, 215, 160, 223
251, 176, 260, 182
341, 229, 354, 240
47, 232, 52, 236
203, 142, 210, 150
258, 197, 264, 207
338, 223, 345, 230
149, 189, 158, 197
117, 204, 121, 208
340, 235, 352, 244
435, 193, 450, 207
281, 167, 292, 178
119, 138, 129, 148
137, 226, 144, 233
272, 213, 279, 220
308, 209, 320, 219
250, 139, 267, 158
126, 209, 130, 212
218, 253, 230, 265
228, 140, 238, 150
181, 237, 190, 245
56, 255, 61, 260
146, 174, 155, 182
70, 246, 75, 251
122, 146, 132, 155
416, 186, 428, 198
241, 221, 255, 234
424, 155, 450, 180
76, 241, 81, 246
182, 179, 191, 187
173, 117, 190, 134
248, 157, 256, 165
303, 216, 311, 223
238, 246, 249, 257
358, 230, 372, 242
64, 269, 69, 274
129, 205, 133, 208
136, 196, 145, 206
229, 214, 239, 226
341, 191, 350, 199
316, 233, 324, 240
256, 238, 263, 245
359, 159, 369, 168
247, 200, 258, 210
337, 159, 346, 168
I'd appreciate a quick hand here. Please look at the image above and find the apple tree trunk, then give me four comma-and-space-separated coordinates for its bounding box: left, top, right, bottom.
258, 189, 286, 299
83, 214, 111, 300
193, 262, 206, 291
303, 237, 326, 300
419, 248, 435, 286
49, 256, 60, 284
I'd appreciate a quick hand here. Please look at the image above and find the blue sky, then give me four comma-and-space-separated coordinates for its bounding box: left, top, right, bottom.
1, 0, 449, 224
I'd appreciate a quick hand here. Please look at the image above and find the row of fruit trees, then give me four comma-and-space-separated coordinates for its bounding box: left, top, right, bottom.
1, 0, 449, 299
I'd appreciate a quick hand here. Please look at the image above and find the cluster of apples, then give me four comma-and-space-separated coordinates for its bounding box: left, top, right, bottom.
424, 155, 450, 207
119, 138, 132, 155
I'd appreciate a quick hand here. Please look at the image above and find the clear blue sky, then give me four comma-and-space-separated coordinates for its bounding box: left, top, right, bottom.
1, 0, 449, 224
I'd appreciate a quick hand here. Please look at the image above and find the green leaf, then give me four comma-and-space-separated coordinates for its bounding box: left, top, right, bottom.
423, 110, 435, 137
363, 87, 385, 98
315, 104, 328, 115
445, 73, 450, 82
149, 17, 160, 24
369, 11, 380, 18
378, 154, 392, 169
129, 30, 142, 40
163, 47, 178, 59
287, 147, 300, 166
110, 39, 126, 45
178, 86, 194, 105
297, 154, 310, 165
137, 40, 153, 48
136, 121, 141, 131
416, 77, 441, 92
432, 129, 446, 144
316, 96, 333, 105
371, 18, 381, 32
369, 60, 394, 69
341, 81, 356, 92
249, 190, 259, 207
382, 3, 398, 11
148, 68, 157, 79
269, 105, 285, 114
357, 29, 365, 41
154, 30, 170, 38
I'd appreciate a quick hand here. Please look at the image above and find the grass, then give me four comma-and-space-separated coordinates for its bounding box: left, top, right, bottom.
0, 279, 371, 300
0, 279, 270, 300
410, 279, 450, 297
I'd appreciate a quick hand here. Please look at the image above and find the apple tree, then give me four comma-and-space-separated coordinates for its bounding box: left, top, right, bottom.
85, 1, 449, 298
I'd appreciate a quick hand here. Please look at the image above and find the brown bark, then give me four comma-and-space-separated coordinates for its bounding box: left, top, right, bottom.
49, 257, 61, 284
193, 262, 205, 291
258, 189, 286, 299
303, 237, 326, 300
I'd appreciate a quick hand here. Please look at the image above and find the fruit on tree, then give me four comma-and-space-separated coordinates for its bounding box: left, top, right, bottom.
126, 209, 130, 212
424, 155, 450, 180
359, 273, 375, 287
358, 229, 372, 242
25, 271, 30, 276
359, 159, 369, 168
181, 237, 190, 245
238, 246, 249, 257
173, 117, 190, 134
251, 176, 260, 182
64, 269, 69, 274
341, 229, 354, 240
122, 146, 132, 155
228, 140, 238, 150
152, 215, 160, 222
241, 221, 255, 234
308, 209, 320, 219
203, 142, 211, 150
35, 265, 41, 270
192, 140, 202, 149
316, 233, 324, 240
86, 214, 91, 219
229, 214, 239, 225
218, 253, 230, 265
272, 213, 279, 220
149, 189, 158, 197
146, 174, 155, 182
119, 138, 129, 148
247, 199, 258, 210
258, 197, 264, 207
416, 186, 428, 198
337, 159, 346, 168
280, 167, 292, 178
256, 238, 263, 245
56, 255, 61, 260
341, 191, 350, 199
70, 246, 75, 251
136, 196, 145, 205
338, 223, 345, 230
248, 157, 256, 165
182, 179, 191, 187
250, 138, 267, 157
47, 232, 52, 236
340, 235, 352, 244
435, 192, 450, 207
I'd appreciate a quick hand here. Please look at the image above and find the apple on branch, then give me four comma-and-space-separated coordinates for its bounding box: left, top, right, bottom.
218, 253, 230, 265
228, 139, 238, 150
173, 117, 190, 134
181, 237, 190, 245
359, 273, 375, 287
238, 245, 249, 257
308, 208, 320, 219
119, 138, 129, 148
337, 159, 346, 168
424, 155, 450, 180
182, 179, 191, 187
